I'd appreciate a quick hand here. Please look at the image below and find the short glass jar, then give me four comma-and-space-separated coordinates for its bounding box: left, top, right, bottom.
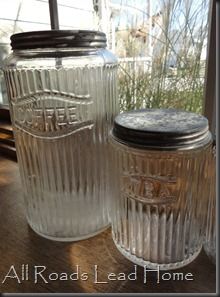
110, 109, 212, 270
204, 135, 216, 264
3, 30, 118, 241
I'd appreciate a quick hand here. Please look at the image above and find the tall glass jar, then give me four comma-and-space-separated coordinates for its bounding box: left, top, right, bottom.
109, 109, 212, 270
204, 135, 216, 264
3, 30, 118, 241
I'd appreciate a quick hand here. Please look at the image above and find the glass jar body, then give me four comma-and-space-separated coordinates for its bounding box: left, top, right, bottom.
204, 143, 216, 264
4, 47, 118, 241
109, 137, 211, 270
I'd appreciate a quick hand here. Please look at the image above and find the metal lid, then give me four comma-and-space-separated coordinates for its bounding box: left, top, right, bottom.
112, 109, 212, 150
10, 30, 107, 50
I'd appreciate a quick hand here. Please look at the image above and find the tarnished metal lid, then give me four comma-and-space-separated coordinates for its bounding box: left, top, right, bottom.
10, 30, 107, 50
112, 109, 212, 150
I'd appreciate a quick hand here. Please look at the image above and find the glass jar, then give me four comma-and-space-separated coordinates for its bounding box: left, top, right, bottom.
110, 109, 212, 270
3, 30, 118, 241
204, 136, 216, 264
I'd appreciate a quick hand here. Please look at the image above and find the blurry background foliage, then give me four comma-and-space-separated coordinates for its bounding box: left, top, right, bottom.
0, 0, 209, 114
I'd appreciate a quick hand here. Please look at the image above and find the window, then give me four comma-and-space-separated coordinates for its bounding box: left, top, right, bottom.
110, 0, 210, 116
0, 0, 215, 134
0, 0, 51, 104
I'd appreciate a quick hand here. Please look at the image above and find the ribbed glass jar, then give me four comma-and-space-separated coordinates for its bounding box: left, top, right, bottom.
204, 137, 216, 264
3, 30, 118, 241
109, 109, 212, 270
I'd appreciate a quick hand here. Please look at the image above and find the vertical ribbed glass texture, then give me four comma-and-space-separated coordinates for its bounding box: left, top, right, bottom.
204, 143, 216, 264
4, 49, 118, 241
110, 139, 211, 270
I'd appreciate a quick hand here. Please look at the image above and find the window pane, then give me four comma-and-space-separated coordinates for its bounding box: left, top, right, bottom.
0, 0, 210, 113
0, 0, 50, 104
0, 0, 21, 20
57, 0, 95, 29
112, 0, 209, 114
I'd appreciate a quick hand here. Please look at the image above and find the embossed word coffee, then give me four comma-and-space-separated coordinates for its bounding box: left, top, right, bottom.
4, 30, 118, 241
110, 109, 212, 270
